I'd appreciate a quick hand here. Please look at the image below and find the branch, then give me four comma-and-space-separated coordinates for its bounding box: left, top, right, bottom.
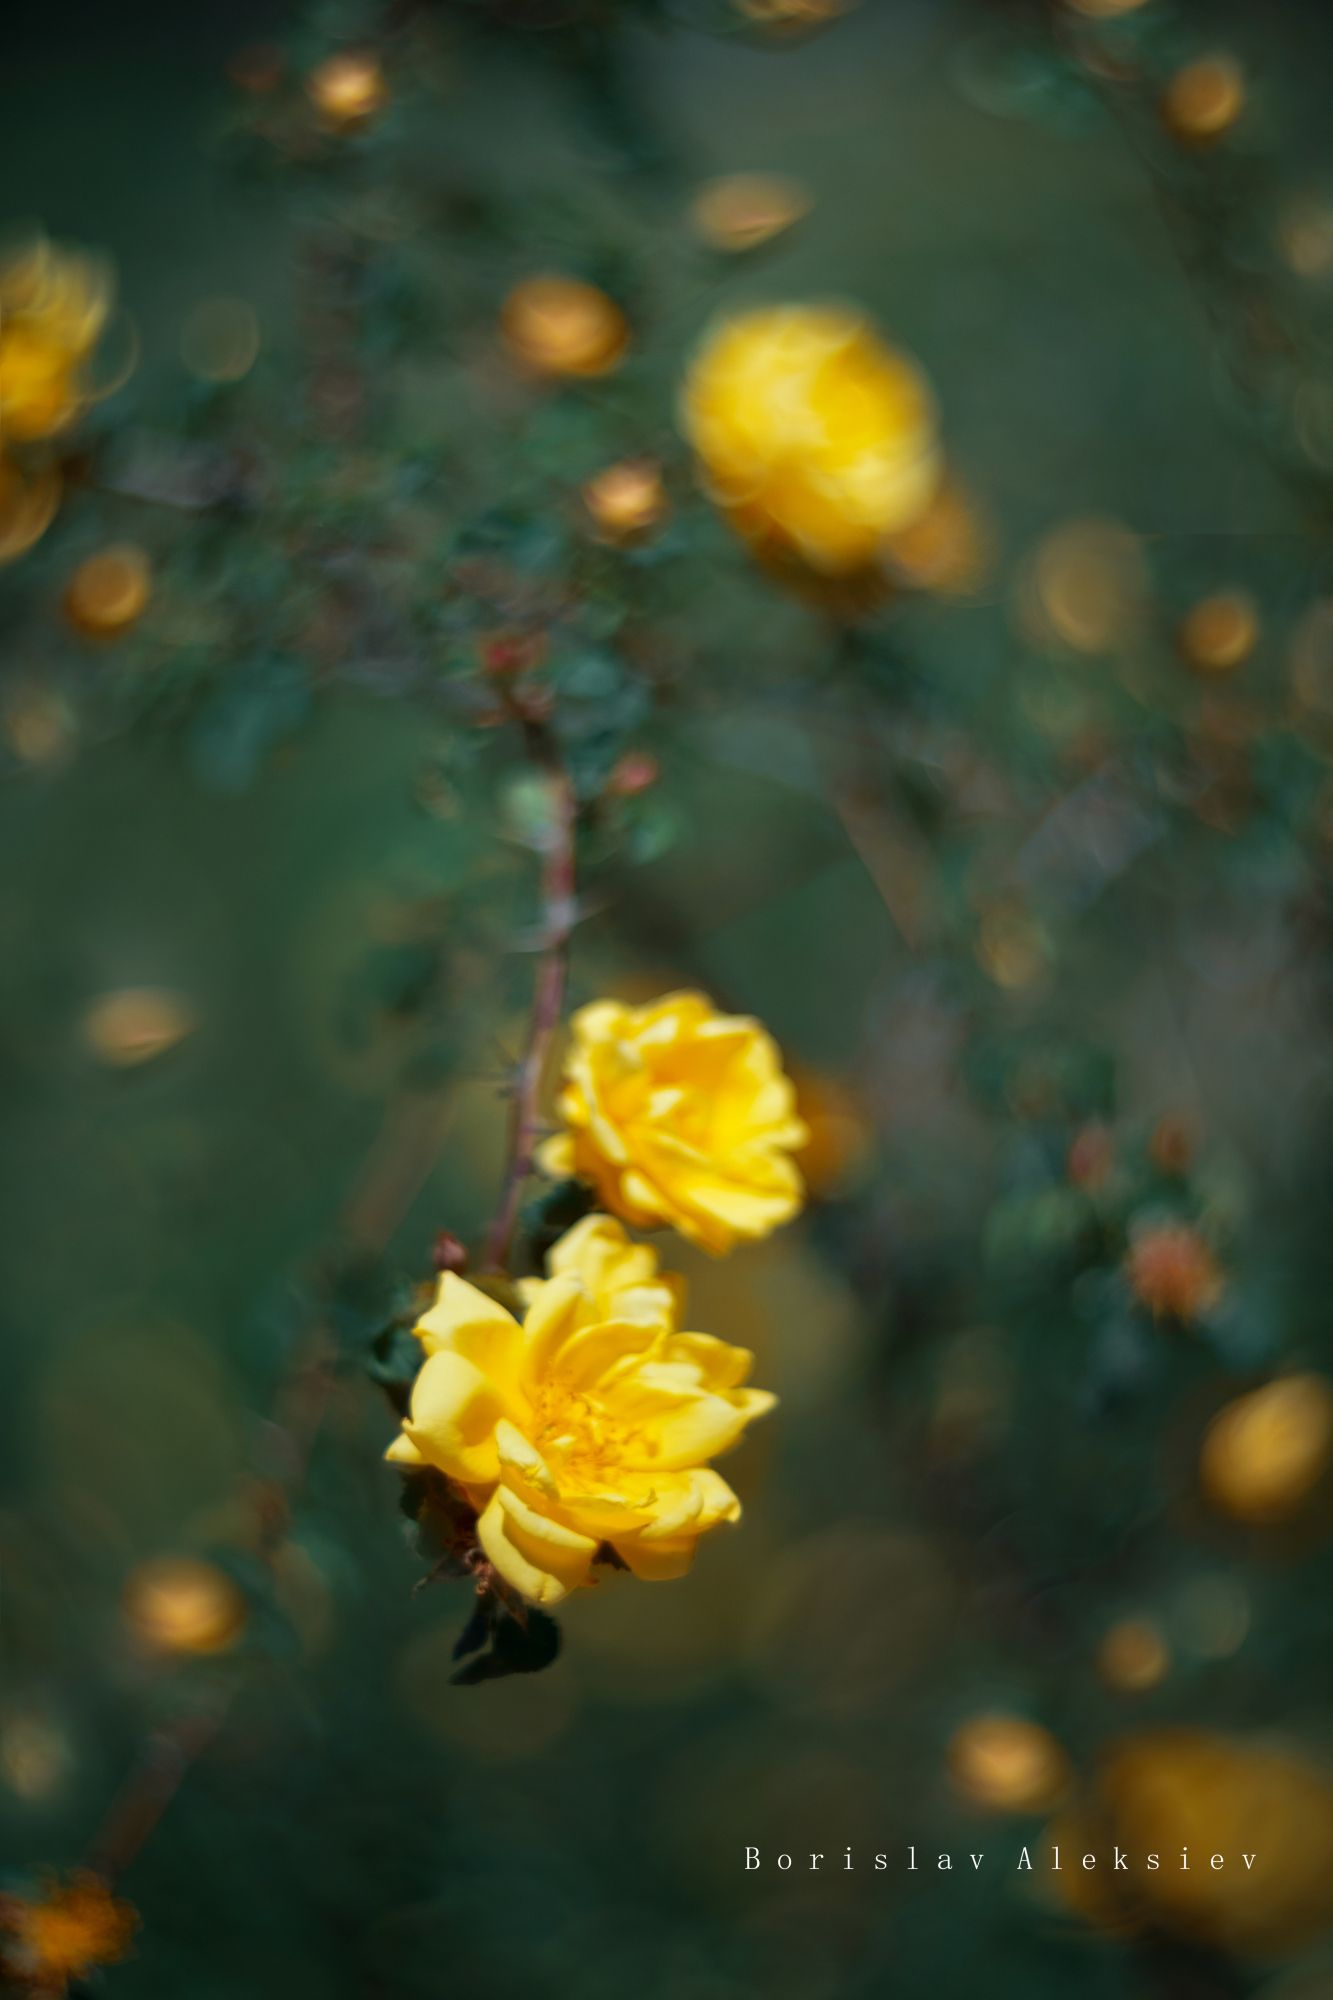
483, 715, 579, 1274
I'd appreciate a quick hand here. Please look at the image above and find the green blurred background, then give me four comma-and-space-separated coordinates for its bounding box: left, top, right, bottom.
4, 1, 1333, 1995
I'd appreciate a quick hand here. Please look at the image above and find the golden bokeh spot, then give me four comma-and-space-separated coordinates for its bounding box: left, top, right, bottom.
736, 0, 856, 33
1, 1874, 136, 1992
948, 1714, 1071, 1813
1098, 1617, 1170, 1693
1177, 591, 1258, 674
1162, 55, 1245, 146
501, 275, 629, 380
2, 681, 76, 768
63, 545, 152, 641
1200, 1374, 1333, 1525
123, 1556, 247, 1656
1029, 516, 1147, 654
690, 173, 812, 253
884, 478, 990, 597
582, 459, 668, 543
180, 297, 261, 382
1124, 1220, 1222, 1323
82, 986, 195, 1068
306, 50, 389, 129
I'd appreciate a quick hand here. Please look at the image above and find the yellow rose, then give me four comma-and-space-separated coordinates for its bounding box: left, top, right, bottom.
680, 304, 942, 575
538, 991, 808, 1254
386, 1215, 775, 1605
0, 237, 115, 442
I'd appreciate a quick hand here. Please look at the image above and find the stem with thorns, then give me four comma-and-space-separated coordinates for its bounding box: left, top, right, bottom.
483, 713, 579, 1274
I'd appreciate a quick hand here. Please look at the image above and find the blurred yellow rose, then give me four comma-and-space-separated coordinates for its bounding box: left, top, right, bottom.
1049, 1730, 1333, 1957
386, 1215, 775, 1605
0, 236, 115, 442
681, 304, 941, 575
538, 991, 808, 1254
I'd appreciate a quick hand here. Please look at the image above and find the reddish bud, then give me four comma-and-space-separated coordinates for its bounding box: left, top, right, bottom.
608, 750, 659, 798
480, 631, 546, 678
431, 1231, 469, 1276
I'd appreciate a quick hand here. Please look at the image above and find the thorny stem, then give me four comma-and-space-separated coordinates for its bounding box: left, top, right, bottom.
483, 711, 579, 1274
86, 1709, 227, 1885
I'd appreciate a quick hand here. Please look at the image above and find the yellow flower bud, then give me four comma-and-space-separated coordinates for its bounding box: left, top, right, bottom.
306, 51, 389, 129
690, 173, 812, 254
82, 986, 194, 1068
948, 1714, 1070, 1813
123, 1557, 247, 1656
682, 304, 942, 576
1200, 1374, 1333, 1524
1177, 591, 1258, 674
582, 459, 667, 543
501, 276, 629, 380
1163, 55, 1245, 146
1098, 1618, 1170, 1692
63, 545, 152, 641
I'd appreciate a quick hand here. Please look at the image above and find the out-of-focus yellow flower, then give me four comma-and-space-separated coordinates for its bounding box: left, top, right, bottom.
386, 1215, 775, 1604
1200, 1374, 1333, 1524
0, 237, 115, 443
1050, 1731, 1333, 1956
306, 50, 389, 128
681, 304, 941, 576
0, 1874, 136, 1995
63, 545, 152, 641
690, 173, 812, 254
539, 991, 808, 1254
1124, 1220, 1222, 1323
582, 459, 667, 543
501, 276, 629, 380
123, 1556, 247, 1655
948, 1714, 1071, 1812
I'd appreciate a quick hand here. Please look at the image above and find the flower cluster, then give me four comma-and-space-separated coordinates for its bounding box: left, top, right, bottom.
391, 992, 806, 1606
